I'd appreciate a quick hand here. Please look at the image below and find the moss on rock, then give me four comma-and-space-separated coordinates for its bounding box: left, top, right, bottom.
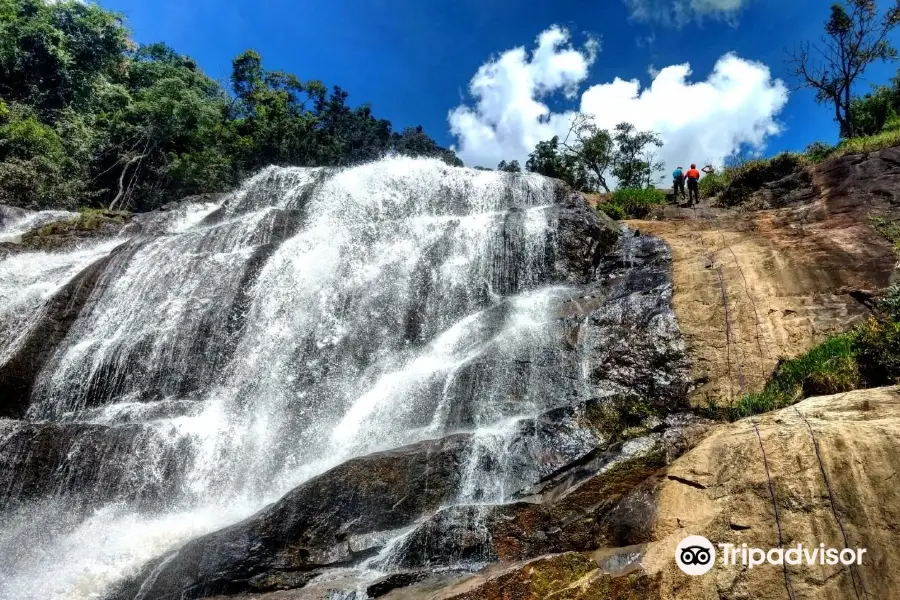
19, 209, 131, 251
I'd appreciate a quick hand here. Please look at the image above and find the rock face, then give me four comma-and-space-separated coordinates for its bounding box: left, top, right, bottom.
632, 147, 899, 406
618, 386, 900, 600
552, 191, 620, 283
0, 242, 134, 417
109, 435, 471, 599
0, 420, 190, 511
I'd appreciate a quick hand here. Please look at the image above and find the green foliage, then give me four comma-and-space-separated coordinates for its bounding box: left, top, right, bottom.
713, 309, 900, 421
497, 159, 521, 173
832, 126, 900, 157
729, 334, 859, 419
853, 317, 900, 386
803, 141, 836, 163
698, 170, 729, 198
787, 0, 900, 138
719, 152, 803, 206
526, 115, 664, 193
881, 284, 900, 321
598, 203, 625, 220
0, 1, 459, 211
871, 215, 900, 254
602, 187, 666, 219
610, 122, 663, 189
526, 136, 588, 190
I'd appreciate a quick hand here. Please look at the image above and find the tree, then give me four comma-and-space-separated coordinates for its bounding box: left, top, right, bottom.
787, 0, 900, 138
391, 126, 462, 166
563, 114, 615, 192
0, 2, 459, 211
526, 116, 664, 192
526, 136, 588, 190
611, 122, 663, 189
497, 159, 521, 173
0, 0, 128, 115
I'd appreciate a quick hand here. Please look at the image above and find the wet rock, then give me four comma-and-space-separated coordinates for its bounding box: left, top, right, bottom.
0, 420, 190, 511
394, 441, 668, 569
367, 571, 430, 598
580, 232, 692, 412
108, 434, 472, 600
0, 204, 30, 228
18, 210, 131, 252
387, 552, 661, 600
0, 242, 133, 417
552, 192, 620, 284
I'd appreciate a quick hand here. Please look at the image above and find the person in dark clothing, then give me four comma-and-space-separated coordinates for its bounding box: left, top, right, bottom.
686, 163, 701, 206
672, 166, 686, 202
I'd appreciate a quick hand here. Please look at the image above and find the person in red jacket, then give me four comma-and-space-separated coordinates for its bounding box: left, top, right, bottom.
685, 164, 701, 206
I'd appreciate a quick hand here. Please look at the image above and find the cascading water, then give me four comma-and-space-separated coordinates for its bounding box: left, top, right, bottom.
0, 157, 603, 600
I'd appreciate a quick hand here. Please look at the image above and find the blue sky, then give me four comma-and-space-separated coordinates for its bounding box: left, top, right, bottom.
99, 0, 900, 169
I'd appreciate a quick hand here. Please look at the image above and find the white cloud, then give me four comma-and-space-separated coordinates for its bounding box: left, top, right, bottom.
625, 0, 747, 27
448, 26, 788, 183
447, 27, 597, 172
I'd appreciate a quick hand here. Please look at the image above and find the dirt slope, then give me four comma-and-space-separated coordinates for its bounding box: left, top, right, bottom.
629, 148, 900, 406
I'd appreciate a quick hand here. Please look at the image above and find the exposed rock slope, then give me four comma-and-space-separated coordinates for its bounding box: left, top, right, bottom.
631, 147, 900, 405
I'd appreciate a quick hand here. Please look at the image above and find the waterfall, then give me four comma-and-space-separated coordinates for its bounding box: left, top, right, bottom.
0, 158, 599, 600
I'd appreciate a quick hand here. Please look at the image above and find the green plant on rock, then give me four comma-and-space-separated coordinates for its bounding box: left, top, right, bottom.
698, 170, 729, 198
602, 187, 666, 219
871, 215, 900, 255
728, 333, 858, 419
719, 152, 804, 206
853, 317, 900, 387
881, 284, 900, 321
803, 141, 835, 163
599, 203, 625, 220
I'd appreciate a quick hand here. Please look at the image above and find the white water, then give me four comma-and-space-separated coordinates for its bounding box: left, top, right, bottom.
0, 209, 76, 243
0, 238, 124, 363
0, 158, 588, 599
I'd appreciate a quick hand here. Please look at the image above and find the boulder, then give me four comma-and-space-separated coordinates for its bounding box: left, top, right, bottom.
387, 552, 661, 600
17, 210, 132, 252
108, 434, 472, 600
605, 386, 900, 600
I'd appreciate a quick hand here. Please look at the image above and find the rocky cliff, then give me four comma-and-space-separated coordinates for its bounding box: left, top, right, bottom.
2, 152, 899, 600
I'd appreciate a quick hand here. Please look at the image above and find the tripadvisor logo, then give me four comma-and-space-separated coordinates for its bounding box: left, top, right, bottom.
675, 535, 716, 575
675, 535, 868, 576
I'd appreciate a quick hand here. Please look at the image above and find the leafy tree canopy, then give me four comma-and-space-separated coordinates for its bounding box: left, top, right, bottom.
0, 0, 461, 211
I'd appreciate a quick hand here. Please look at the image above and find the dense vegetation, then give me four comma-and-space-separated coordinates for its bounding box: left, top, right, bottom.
0, 0, 460, 212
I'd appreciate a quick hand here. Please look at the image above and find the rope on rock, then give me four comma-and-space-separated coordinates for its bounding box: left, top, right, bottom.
794, 406, 869, 600
719, 231, 769, 381
753, 420, 797, 600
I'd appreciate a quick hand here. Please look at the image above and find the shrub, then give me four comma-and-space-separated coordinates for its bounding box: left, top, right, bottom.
804, 141, 835, 163
599, 203, 625, 220
832, 128, 900, 158
871, 216, 900, 255
604, 187, 666, 219
719, 152, 803, 206
699, 170, 729, 198
881, 284, 900, 321
853, 317, 900, 387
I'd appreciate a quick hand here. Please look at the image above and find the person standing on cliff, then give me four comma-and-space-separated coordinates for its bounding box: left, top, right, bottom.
672, 166, 686, 202
686, 164, 701, 206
